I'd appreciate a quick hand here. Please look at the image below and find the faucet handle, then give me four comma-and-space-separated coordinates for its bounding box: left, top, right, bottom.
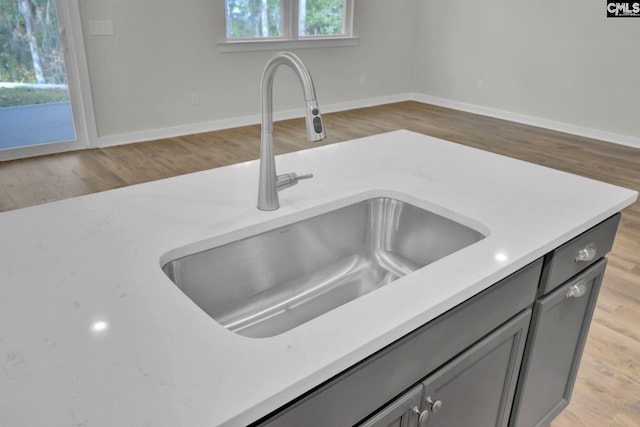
276, 173, 313, 191
275, 173, 314, 191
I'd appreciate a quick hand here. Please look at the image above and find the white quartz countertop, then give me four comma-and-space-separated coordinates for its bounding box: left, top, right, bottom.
0, 130, 636, 426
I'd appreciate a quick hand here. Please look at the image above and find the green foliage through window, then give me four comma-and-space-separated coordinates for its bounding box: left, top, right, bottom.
226, 0, 282, 39
0, 0, 66, 84
225, 0, 347, 40
299, 0, 344, 36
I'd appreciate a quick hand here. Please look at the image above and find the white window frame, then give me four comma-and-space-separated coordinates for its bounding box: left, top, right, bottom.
219, 0, 357, 53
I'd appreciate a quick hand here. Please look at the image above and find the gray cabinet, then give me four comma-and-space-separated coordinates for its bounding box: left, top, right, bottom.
419, 311, 529, 427
362, 311, 530, 427
510, 259, 607, 427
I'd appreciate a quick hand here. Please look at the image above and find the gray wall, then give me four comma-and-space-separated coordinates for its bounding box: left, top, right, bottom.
79, 0, 418, 139
412, 0, 640, 139
78, 0, 639, 144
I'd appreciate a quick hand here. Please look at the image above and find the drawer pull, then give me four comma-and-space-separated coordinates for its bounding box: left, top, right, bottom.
566, 281, 587, 299
575, 244, 597, 262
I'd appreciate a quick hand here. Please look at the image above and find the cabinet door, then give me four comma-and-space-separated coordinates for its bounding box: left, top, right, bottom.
417, 310, 531, 427
510, 258, 606, 427
358, 385, 422, 427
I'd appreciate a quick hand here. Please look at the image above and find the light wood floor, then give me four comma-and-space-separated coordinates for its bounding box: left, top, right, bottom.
1, 101, 638, 426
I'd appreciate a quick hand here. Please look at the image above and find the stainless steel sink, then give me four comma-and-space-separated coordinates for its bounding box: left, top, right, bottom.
162, 197, 485, 338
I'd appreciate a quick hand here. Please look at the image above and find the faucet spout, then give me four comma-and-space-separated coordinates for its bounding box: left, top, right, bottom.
257, 52, 326, 211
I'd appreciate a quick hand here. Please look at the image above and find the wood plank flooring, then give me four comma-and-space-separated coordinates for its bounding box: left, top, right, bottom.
1, 101, 638, 426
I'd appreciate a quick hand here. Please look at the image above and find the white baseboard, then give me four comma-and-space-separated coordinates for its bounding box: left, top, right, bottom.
411, 93, 640, 150
95, 92, 640, 151
95, 93, 411, 149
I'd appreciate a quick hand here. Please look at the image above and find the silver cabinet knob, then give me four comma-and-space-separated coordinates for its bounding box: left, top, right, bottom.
575, 244, 597, 262
412, 406, 430, 426
426, 396, 443, 413
566, 280, 587, 299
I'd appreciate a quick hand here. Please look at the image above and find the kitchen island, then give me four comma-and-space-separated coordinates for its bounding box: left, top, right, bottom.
0, 130, 636, 426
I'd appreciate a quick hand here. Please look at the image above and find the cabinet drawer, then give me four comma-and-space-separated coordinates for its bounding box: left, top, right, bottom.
539, 213, 619, 295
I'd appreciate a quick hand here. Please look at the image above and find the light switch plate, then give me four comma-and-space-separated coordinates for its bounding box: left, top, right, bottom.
89, 20, 114, 36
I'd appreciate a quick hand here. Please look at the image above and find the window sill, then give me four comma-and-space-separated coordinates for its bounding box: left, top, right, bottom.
218, 37, 359, 53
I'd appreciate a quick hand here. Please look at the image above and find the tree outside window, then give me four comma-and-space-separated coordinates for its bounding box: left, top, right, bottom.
299, 0, 344, 37
226, 0, 282, 39
0, 0, 65, 84
225, 0, 347, 40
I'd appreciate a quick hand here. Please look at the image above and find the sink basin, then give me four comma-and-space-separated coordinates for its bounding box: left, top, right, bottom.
162, 197, 485, 338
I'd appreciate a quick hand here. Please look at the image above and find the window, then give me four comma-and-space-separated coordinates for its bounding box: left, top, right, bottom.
298, 0, 346, 37
226, 0, 283, 39
221, 0, 356, 51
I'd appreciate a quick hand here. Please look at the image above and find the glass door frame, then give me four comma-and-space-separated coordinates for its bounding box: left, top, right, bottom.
0, 0, 97, 161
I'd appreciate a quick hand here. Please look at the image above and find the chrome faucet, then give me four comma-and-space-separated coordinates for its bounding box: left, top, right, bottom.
257, 52, 326, 211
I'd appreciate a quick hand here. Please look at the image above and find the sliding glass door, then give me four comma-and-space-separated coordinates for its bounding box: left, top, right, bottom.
0, 0, 89, 160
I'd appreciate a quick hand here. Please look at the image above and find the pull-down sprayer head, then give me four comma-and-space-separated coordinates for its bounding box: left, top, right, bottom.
304, 99, 326, 142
